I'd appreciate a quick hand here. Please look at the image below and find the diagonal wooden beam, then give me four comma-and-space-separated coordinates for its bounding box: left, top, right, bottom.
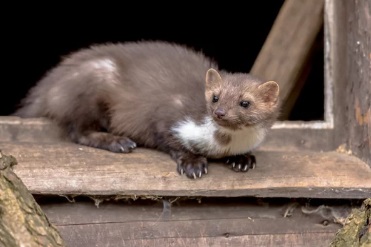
251, 0, 324, 118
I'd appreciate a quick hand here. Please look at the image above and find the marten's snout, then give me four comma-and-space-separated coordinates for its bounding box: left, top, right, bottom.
214, 108, 226, 119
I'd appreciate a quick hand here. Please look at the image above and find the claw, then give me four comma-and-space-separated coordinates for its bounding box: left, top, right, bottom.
120, 146, 125, 152
192, 172, 196, 179
226, 159, 230, 164
238, 164, 241, 170
180, 169, 184, 175
204, 167, 208, 174
252, 163, 256, 169
198, 171, 202, 178
243, 165, 248, 171
232, 162, 235, 168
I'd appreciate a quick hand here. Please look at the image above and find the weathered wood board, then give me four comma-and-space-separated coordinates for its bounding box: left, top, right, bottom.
329, 0, 371, 166
1, 142, 370, 198
40, 199, 347, 247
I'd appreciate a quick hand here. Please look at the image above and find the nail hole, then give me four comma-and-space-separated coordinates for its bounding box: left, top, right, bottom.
322, 220, 329, 226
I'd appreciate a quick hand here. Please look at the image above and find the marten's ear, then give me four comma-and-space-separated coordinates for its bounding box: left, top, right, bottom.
206, 68, 222, 90
257, 81, 279, 106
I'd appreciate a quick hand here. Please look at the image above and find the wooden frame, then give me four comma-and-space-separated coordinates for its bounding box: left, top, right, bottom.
247, 0, 335, 153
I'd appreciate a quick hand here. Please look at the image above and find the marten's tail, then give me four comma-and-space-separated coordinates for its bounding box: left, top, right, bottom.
13, 88, 45, 118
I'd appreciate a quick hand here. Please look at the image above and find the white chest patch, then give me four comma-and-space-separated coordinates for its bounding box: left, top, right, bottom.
171, 116, 267, 158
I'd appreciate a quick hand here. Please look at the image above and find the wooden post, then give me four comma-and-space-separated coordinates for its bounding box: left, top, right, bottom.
329, 0, 371, 166
0, 151, 65, 247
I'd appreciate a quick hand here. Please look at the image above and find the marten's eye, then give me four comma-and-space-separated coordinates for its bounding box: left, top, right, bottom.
212, 95, 219, 103
240, 101, 250, 108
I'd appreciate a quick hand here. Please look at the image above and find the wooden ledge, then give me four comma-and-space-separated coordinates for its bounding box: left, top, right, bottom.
1, 142, 370, 199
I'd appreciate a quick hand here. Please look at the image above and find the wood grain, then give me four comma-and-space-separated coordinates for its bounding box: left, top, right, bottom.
329, 0, 371, 167
40, 200, 344, 247
40, 199, 348, 230
1, 142, 370, 198
58, 230, 336, 247
251, 0, 324, 115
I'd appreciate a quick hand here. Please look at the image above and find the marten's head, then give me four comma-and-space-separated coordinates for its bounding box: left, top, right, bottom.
205, 68, 280, 130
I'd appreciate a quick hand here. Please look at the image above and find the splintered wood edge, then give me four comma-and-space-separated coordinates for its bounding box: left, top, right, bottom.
1, 142, 370, 199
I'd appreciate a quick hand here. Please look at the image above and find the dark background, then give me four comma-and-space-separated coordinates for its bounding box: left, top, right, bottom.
1, 1, 323, 120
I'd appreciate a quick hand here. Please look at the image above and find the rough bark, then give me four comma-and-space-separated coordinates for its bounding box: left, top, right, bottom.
330, 198, 371, 247
0, 150, 65, 247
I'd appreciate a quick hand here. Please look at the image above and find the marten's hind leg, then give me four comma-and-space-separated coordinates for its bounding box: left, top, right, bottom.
65, 117, 137, 153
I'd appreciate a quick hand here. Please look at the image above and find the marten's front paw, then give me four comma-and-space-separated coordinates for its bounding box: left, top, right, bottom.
98, 136, 136, 153
111, 138, 137, 153
225, 154, 256, 172
75, 131, 137, 153
173, 153, 208, 179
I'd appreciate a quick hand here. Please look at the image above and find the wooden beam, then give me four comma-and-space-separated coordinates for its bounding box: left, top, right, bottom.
329, 0, 371, 167
251, 0, 324, 117
1, 142, 370, 198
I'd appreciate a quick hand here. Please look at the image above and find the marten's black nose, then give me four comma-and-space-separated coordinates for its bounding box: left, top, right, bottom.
214, 108, 226, 118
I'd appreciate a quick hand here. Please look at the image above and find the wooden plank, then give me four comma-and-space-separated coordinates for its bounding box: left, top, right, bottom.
39, 200, 344, 247
0, 117, 337, 151
1, 142, 370, 198
51, 217, 338, 239
57, 230, 336, 247
56, 227, 335, 247
328, 0, 371, 167
251, 0, 324, 115
263, 126, 335, 152
39, 199, 350, 229
0, 117, 63, 142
